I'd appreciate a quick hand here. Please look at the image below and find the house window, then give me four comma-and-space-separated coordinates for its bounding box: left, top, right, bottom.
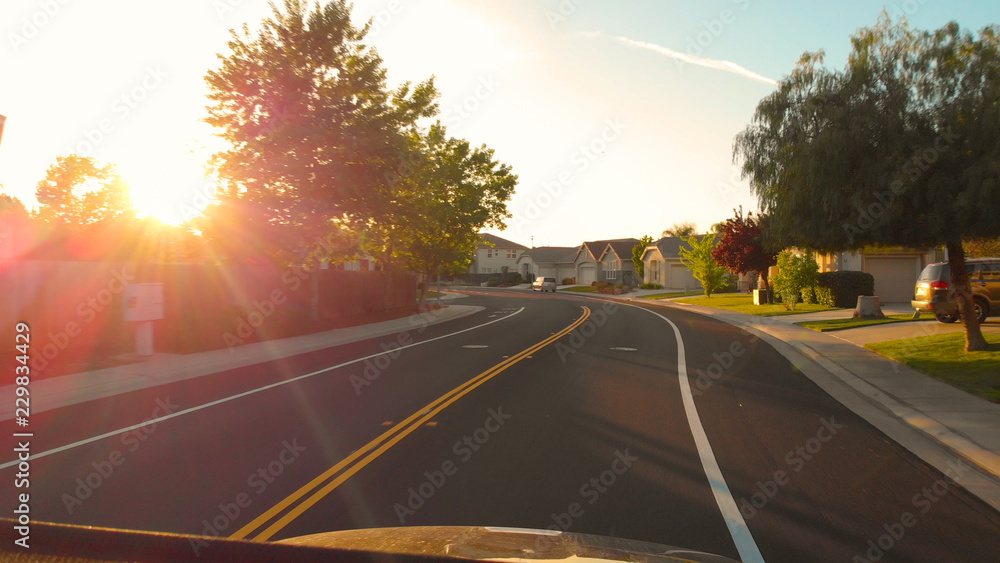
486, 249, 494, 258
650, 260, 659, 282
507, 249, 516, 259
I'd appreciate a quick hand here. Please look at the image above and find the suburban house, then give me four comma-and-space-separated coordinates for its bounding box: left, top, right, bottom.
641, 236, 703, 290
574, 238, 640, 285
597, 239, 642, 286
813, 247, 945, 303
516, 246, 577, 282
468, 233, 528, 274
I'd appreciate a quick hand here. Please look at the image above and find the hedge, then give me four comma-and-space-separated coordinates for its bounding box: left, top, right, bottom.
816, 271, 875, 308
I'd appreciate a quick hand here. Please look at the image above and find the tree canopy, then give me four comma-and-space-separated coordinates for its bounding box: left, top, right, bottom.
679, 234, 727, 297
734, 15, 1000, 350
363, 123, 517, 306
712, 206, 777, 299
203, 0, 439, 262
662, 222, 697, 238
34, 155, 134, 228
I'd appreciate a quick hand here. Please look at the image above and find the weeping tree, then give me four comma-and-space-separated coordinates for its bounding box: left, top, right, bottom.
734, 15, 1000, 351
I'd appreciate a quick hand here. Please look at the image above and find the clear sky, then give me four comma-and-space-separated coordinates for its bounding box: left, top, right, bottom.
1, 0, 997, 248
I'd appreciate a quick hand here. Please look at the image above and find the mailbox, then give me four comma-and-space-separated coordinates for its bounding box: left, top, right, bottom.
124, 283, 164, 322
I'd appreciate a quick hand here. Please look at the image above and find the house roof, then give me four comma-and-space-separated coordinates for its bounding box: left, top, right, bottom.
603, 239, 642, 261
478, 233, 528, 250
646, 236, 705, 259
578, 238, 640, 261
519, 246, 577, 264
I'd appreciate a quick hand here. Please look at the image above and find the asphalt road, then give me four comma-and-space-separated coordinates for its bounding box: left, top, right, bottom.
3, 289, 999, 562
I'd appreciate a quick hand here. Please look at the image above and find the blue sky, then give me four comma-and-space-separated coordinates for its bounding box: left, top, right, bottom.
1, 0, 997, 248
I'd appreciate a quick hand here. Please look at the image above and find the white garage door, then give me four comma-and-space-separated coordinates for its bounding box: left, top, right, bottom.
865, 257, 920, 303
669, 264, 699, 290
579, 265, 596, 285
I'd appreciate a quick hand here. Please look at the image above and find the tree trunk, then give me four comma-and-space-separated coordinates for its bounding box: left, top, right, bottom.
946, 240, 988, 352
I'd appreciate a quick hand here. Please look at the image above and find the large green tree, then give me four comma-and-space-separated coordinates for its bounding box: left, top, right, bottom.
734, 16, 1000, 350
364, 123, 517, 308
204, 0, 438, 263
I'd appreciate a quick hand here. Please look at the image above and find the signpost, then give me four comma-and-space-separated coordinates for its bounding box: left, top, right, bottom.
124, 283, 164, 356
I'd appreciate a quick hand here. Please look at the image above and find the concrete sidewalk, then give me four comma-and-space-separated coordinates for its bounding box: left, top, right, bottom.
2, 304, 483, 421
632, 296, 1000, 511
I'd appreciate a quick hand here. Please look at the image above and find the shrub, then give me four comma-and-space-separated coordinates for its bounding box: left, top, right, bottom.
640, 283, 663, 290
772, 251, 819, 310
815, 286, 836, 307
800, 286, 816, 304
816, 271, 875, 308
485, 278, 501, 287
595, 281, 611, 292
562, 277, 575, 285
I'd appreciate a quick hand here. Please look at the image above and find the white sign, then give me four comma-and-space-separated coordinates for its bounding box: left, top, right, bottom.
124, 282, 164, 322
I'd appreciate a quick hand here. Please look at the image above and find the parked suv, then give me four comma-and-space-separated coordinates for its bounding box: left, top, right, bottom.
912, 258, 1000, 323
532, 277, 557, 292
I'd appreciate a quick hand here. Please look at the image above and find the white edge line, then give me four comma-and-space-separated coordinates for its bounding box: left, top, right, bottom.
0, 307, 526, 470
630, 303, 766, 563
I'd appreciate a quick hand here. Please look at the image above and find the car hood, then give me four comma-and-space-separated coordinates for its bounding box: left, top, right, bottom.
278, 525, 740, 562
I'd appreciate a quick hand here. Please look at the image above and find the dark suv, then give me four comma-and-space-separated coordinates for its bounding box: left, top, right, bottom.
911, 258, 1000, 323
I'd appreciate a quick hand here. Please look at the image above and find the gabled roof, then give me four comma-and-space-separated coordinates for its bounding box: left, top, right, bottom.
603, 239, 642, 262
643, 236, 705, 260
478, 233, 528, 250
519, 246, 577, 264
577, 238, 640, 262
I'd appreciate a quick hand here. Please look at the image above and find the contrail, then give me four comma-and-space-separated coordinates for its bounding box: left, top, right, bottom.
583, 31, 778, 86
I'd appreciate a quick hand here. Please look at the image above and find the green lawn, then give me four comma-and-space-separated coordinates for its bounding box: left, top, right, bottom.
562, 286, 597, 293
672, 293, 838, 316
866, 333, 1000, 403
796, 313, 932, 332
641, 291, 707, 300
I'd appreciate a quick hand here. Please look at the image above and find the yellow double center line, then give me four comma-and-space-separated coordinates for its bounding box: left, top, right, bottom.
231, 306, 592, 542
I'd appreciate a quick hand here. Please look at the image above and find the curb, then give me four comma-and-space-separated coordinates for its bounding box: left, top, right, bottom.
1, 304, 485, 420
